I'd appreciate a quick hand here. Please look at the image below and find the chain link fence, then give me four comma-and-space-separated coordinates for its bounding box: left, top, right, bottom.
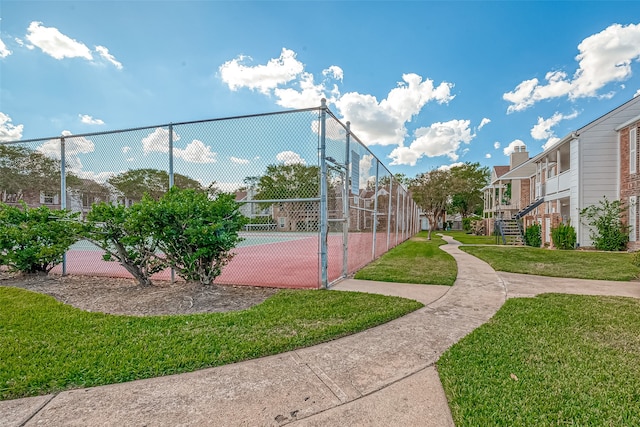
1, 100, 419, 288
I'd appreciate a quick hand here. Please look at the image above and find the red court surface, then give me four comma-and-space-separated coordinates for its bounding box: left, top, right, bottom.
51, 232, 408, 289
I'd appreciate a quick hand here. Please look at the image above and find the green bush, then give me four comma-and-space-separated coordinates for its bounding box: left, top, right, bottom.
551, 221, 577, 250
580, 197, 629, 251
84, 202, 167, 287
524, 223, 542, 247
0, 203, 82, 274
140, 188, 247, 285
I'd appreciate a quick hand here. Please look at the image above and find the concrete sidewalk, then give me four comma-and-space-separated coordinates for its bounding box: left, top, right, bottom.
3, 236, 638, 426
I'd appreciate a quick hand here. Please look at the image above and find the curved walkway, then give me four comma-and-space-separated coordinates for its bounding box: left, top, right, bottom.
3, 236, 638, 426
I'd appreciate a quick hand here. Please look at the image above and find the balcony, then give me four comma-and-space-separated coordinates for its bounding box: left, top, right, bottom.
542, 170, 570, 197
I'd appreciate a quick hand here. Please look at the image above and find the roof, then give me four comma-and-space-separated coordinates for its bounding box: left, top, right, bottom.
493, 166, 510, 178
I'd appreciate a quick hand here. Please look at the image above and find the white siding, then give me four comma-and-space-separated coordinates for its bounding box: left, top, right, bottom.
576, 96, 640, 246
569, 138, 582, 245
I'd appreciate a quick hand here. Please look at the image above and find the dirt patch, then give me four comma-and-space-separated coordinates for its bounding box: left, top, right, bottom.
0, 272, 279, 316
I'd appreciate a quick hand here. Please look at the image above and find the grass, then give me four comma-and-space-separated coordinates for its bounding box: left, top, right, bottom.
353, 231, 457, 286
0, 287, 422, 400
460, 245, 640, 281
437, 294, 640, 426
438, 230, 499, 245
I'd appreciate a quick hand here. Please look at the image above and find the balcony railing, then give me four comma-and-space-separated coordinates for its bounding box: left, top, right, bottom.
542, 170, 570, 197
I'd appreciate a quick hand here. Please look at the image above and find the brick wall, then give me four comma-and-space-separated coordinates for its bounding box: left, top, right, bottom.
519, 179, 531, 209
620, 123, 640, 250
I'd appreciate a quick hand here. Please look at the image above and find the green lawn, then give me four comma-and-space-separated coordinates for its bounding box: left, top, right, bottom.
0, 287, 422, 400
438, 230, 499, 245
438, 294, 640, 426
353, 231, 457, 286
461, 245, 640, 281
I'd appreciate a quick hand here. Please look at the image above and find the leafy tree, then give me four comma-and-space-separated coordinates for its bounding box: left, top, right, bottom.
255, 163, 320, 231
0, 144, 60, 201
410, 169, 452, 240
449, 162, 490, 218
108, 168, 203, 201
140, 188, 246, 285
580, 196, 629, 251
84, 202, 167, 286
0, 203, 82, 274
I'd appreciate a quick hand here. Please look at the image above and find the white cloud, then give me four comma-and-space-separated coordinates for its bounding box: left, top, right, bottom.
504, 23, 640, 112
79, 114, 105, 125
26, 21, 92, 60
438, 162, 465, 171
503, 139, 526, 156
0, 112, 24, 141
219, 48, 304, 94
122, 146, 131, 154
37, 130, 95, 170
493, 141, 501, 149
542, 137, 562, 151
126, 158, 135, 162
95, 45, 123, 70
635, 89, 640, 98
530, 110, 578, 140
389, 119, 473, 166
478, 118, 491, 129
274, 72, 332, 109
141, 127, 179, 154
322, 65, 344, 81
230, 156, 250, 165
359, 154, 374, 188
175, 140, 217, 164
336, 73, 454, 147
219, 49, 455, 150
276, 150, 306, 165
485, 153, 492, 159
216, 181, 245, 193
141, 128, 215, 163
74, 170, 117, 183
0, 38, 11, 58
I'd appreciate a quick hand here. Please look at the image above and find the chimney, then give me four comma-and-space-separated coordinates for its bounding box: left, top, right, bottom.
510, 143, 529, 169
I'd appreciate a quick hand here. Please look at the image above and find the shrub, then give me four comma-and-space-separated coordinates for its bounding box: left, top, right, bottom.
580, 197, 629, 251
84, 202, 167, 287
0, 203, 82, 274
551, 222, 577, 250
523, 223, 542, 247
140, 188, 247, 285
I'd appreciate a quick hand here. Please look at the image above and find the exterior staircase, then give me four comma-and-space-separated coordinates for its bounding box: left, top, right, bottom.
497, 219, 524, 245
514, 197, 544, 219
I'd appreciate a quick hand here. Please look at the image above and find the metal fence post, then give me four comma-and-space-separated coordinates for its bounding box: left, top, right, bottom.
168, 123, 175, 284
61, 137, 67, 276
372, 160, 379, 259
386, 176, 393, 250
319, 99, 328, 289
168, 123, 174, 188
343, 122, 351, 279
395, 183, 401, 246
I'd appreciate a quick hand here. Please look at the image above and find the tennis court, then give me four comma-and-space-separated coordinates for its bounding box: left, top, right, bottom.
51, 230, 402, 289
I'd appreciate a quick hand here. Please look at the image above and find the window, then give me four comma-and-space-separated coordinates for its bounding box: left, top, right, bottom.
631, 126, 637, 174
278, 217, 286, 228
40, 192, 57, 205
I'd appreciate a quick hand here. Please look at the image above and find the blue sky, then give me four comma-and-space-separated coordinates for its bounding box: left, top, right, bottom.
2, 1, 640, 187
